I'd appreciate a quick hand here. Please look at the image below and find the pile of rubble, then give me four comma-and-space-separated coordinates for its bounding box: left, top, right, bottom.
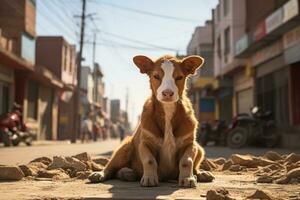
1, 151, 299, 186
0, 152, 109, 181
201, 151, 300, 185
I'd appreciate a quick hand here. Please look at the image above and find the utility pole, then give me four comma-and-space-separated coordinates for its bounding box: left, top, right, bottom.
72, 0, 86, 143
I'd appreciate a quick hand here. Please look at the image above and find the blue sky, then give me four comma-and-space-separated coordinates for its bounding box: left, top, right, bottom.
36, 0, 218, 126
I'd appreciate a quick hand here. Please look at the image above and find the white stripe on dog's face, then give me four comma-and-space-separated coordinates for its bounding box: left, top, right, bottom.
156, 60, 179, 103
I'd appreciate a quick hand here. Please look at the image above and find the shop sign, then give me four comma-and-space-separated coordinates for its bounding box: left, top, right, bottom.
283, 0, 299, 23
266, 8, 283, 34
251, 39, 283, 67
283, 26, 300, 49
253, 21, 266, 41
235, 34, 249, 56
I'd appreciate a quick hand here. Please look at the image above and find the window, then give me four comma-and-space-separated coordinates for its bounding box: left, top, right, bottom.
223, 0, 230, 16
217, 36, 221, 58
224, 27, 230, 56
27, 81, 38, 119
21, 32, 35, 63
63, 45, 67, 71
217, 5, 220, 21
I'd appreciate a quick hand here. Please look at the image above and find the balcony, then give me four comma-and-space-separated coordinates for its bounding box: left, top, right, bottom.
235, 0, 300, 58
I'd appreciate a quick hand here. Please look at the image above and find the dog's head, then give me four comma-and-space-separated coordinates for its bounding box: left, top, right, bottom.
133, 55, 204, 104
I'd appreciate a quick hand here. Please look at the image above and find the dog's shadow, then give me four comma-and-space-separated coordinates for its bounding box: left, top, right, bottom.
87, 179, 181, 199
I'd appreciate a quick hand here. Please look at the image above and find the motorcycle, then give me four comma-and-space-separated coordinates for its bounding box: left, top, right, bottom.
226, 106, 280, 149
0, 103, 33, 147
198, 120, 228, 146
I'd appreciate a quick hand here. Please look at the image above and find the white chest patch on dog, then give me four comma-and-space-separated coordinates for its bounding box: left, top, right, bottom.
160, 103, 176, 168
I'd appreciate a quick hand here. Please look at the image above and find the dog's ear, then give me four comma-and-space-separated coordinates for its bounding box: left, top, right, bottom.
180, 55, 204, 76
133, 55, 154, 74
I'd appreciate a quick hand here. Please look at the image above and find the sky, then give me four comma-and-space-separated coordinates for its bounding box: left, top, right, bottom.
36, 0, 218, 127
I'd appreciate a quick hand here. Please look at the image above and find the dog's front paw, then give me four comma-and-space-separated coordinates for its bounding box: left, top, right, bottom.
88, 171, 106, 183
179, 175, 197, 188
140, 173, 158, 187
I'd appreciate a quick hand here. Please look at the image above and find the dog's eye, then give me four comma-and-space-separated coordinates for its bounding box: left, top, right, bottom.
153, 74, 160, 80
175, 76, 183, 81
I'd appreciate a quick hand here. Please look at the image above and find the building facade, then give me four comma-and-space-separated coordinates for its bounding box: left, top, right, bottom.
235, 0, 300, 147
0, 0, 63, 140
36, 36, 77, 140
187, 21, 216, 123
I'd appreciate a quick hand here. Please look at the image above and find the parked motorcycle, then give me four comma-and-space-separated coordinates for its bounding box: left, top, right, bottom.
226, 106, 280, 149
0, 103, 33, 147
198, 120, 228, 146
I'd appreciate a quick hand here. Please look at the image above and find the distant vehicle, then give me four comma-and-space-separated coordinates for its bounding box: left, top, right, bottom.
198, 120, 228, 146
0, 103, 33, 147
226, 106, 280, 149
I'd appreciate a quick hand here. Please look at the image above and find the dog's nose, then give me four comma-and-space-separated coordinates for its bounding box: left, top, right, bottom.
162, 89, 174, 98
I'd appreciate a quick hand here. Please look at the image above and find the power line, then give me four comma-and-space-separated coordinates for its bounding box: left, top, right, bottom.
100, 31, 181, 52
90, 0, 200, 23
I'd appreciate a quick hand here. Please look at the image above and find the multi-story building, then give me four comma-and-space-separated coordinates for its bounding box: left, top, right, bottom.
187, 20, 216, 123
212, 0, 251, 124
36, 36, 77, 140
235, 0, 300, 147
110, 99, 121, 123
80, 66, 94, 118
92, 63, 105, 109
0, 0, 63, 140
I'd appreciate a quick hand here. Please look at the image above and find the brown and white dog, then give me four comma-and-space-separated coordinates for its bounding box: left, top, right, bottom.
89, 55, 205, 187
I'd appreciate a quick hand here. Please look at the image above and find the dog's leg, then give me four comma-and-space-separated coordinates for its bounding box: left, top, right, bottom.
139, 142, 159, 187
178, 143, 198, 188
193, 143, 205, 181
89, 137, 133, 183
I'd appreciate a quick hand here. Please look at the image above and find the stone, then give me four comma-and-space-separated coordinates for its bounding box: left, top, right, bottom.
263, 151, 282, 161
76, 171, 92, 180
116, 167, 138, 181
222, 160, 233, 171
285, 153, 300, 164
229, 165, 243, 172
256, 175, 273, 183
253, 157, 276, 167
92, 157, 109, 166
48, 156, 86, 171
200, 158, 217, 171
19, 162, 47, 177
72, 152, 91, 162
206, 188, 235, 200
246, 189, 274, 200
287, 167, 300, 179
230, 154, 254, 167
38, 169, 69, 180
30, 157, 53, 166
86, 161, 104, 171
196, 170, 215, 182
274, 176, 290, 184
214, 157, 226, 165
0, 166, 24, 181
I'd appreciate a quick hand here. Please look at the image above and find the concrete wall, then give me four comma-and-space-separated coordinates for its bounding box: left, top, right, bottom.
213, 0, 246, 77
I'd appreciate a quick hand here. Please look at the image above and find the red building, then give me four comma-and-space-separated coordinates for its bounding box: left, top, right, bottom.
0, 0, 64, 140
36, 36, 77, 140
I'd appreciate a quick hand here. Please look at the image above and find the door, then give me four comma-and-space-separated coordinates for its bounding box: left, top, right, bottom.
237, 88, 253, 114
0, 82, 10, 115
39, 86, 53, 140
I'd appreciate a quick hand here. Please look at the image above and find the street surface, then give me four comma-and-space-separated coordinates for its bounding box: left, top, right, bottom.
0, 139, 120, 165
1, 139, 299, 165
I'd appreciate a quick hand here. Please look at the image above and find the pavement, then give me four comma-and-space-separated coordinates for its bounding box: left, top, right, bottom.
1, 140, 300, 199
0, 139, 120, 165
0, 139, 299, 165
